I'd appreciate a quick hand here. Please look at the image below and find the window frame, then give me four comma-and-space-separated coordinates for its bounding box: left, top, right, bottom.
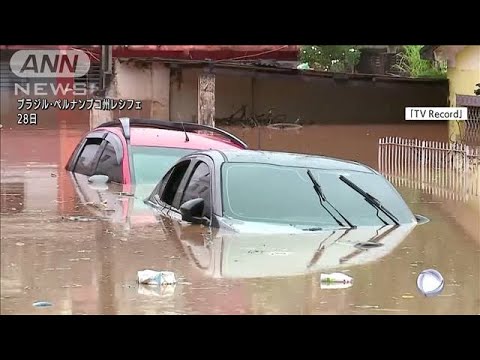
179, 160, 213, 219
149, 155, 216, 215
94, 139, 124, 184
157, 159, 193, 211
72, 138, 105, 176
67, 130, 124, 180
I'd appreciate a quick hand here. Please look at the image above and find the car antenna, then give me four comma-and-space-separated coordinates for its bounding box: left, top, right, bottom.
181, 122, 190, 142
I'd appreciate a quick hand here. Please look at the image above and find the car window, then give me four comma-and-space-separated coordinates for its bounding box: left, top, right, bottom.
95, 142, 123, 183
221, 163, 415, 227
131, 146, 194, 186
161, 160, 191, 206
74, 138, 103, 175
180, 162, 212, 218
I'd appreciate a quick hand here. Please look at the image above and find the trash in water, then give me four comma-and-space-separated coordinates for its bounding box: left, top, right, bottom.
88, 174, 110, 183
137, 270, 177, 285
137, 284, 176, 297
416, 268, 444, 297
16, 242, 25, 246
117, 191, 134, 197
352, 304, 379, 309
62, 216, 99, 222
320, 272, 353, 284
321, 282, 353, 290
33, 301, 53, 308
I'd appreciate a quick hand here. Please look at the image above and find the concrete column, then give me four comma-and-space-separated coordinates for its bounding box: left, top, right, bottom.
90, 59, 170, 129
151, 63, 170, 119
198, 73, 215, 127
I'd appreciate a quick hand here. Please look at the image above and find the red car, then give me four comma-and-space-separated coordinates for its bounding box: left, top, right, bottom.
65, 117, 248, 187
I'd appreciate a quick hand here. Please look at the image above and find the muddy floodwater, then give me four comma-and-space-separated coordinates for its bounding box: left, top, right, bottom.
1, 118, 479, 315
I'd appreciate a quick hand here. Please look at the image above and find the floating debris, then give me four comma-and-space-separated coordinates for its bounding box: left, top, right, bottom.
33, 301, 52, 308
138, 284, 176, 297
62, 216, 99, 222
15, 242, 25, 246
137, 270, 177, 285
402, 295, 415, 299
117, 191, 134, 197
416, 269, 445, 297
320, 272, 353, 284
352, 305, 379, 309
321, 282, 353, 290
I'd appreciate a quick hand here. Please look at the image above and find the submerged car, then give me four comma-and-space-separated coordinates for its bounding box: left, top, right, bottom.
65, 118, 248, 188
145, 149, 428, 232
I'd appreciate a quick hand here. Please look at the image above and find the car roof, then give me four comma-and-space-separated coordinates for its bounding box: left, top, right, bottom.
97, 126, 245, 150
206, 149, 376, 173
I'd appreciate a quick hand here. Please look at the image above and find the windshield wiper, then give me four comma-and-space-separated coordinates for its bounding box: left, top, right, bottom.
339, 175, 400, 226
307, 170, 355, 229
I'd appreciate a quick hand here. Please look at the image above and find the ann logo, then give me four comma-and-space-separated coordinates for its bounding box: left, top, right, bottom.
10, 50, 90, 78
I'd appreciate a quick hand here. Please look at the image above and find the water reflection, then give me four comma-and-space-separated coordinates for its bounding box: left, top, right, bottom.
167, 218, 417, 279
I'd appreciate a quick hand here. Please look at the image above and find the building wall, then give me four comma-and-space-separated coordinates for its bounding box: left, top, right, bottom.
170, 68, 449, 124
448, 46, 480, 106
445, 46, 480, 140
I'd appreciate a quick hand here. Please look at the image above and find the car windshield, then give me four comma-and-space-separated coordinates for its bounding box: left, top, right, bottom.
221, 163, 415, 227
131, 146, 194, 186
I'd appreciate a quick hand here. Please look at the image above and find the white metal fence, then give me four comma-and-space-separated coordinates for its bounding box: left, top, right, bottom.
378, 137, 480, 201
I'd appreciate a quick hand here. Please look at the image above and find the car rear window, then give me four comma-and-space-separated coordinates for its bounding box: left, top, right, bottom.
131, 146, 194, 186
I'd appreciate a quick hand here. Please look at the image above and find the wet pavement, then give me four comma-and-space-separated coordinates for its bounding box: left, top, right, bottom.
1, 119, 479, 315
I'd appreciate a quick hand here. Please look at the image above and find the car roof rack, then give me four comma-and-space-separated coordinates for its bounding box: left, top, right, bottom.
97, 118, 248, 149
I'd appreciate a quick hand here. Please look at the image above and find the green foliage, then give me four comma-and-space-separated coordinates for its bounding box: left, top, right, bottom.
395, 45, 447, 78
299, 46, 360, 72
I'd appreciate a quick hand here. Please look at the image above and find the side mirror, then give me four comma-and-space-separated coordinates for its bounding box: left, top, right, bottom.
180, 198, 205, 224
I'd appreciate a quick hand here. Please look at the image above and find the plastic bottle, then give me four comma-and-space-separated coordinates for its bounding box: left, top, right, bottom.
320, 272, 353, 283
